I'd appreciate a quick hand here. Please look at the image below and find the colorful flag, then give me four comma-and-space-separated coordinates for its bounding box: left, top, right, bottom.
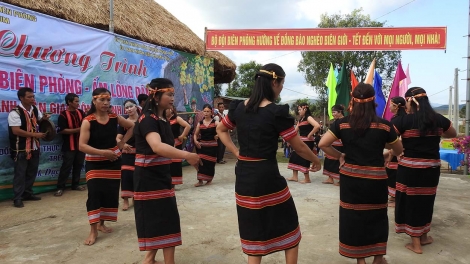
364, 58, 376, 85
335, 61, 352, 116
398, 64, 411, 97
351, 70, 359, 90
383, 61, 407, 121
326, 63, 338, 120
373, 70, 386, 117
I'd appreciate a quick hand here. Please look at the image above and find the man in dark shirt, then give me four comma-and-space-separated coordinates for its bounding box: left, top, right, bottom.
8, 87, 50, 208
54, 93, 86, 196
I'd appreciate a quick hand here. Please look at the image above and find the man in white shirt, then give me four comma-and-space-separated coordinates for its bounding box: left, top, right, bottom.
213, 102, 227, 164
8, 87, 50, 208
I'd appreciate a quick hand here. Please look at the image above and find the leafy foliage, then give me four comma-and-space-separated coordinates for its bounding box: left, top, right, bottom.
214, 83, 222, 97
298, 8, 401, 107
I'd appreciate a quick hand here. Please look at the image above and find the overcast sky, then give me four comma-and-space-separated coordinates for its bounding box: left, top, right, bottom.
157, 0, 468, 105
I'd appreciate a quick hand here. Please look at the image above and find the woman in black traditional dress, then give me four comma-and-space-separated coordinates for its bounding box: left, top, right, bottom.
393, 87, 456, 254
133, 78, 200, 264
322, 104, 344, 186
286, 102, 320, 183
166, 105, 191, 186
319, 83, 403, 264
383, 96, 406, 207
79, 88, 134, 246
217, 63, 321, 264
193, 104, 219, 187
117, 99, 140, 211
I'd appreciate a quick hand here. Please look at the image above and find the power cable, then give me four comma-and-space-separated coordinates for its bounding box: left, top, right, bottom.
374, 0, 417, 20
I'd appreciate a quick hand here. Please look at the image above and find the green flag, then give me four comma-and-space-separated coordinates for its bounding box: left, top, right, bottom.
335, 61, 351, 116
326, 63, 337, 120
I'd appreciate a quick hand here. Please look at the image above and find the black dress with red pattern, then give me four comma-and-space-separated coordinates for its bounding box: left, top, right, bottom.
118, 124, 136, 198
133, 111, 180, 251
169, 115, 183, 185
222, 101, 301, 256
287, 116, 316, 173
323, 119, 343, 180
328, 116, 398, 259
196, 119, 218, 181
84, 113, 122, 225
392, 113, 451, 237
385, 156, 398, 197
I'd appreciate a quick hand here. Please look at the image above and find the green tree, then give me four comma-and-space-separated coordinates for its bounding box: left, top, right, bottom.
226, 61, 282, 103
214, 83, 222, 97
460, 105, 466, 118
298, 8, 401, 107
226, 61, 262, 98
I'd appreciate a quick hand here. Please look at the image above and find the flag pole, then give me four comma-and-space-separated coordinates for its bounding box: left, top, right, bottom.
465, 0, 470, 175
454, 68, 460, 133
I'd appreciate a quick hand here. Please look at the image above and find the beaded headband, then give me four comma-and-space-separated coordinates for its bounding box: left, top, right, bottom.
352, 96, 375, 103
93, 94, 111, 99
146, 84, 175, 95
405, 93, 427, 106
257, 70, 285, 80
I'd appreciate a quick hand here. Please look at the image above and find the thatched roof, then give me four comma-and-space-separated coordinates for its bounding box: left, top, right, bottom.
3, 0, 236, 83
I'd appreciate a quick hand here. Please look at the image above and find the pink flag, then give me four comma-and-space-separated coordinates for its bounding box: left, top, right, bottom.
383, 61, 407, 120
398, 64, 411, 97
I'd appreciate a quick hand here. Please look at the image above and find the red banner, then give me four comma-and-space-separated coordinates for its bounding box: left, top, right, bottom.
205, 27, 446, 51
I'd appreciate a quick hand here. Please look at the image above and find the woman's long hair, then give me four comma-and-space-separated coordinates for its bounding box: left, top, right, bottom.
296, 102, 312, 122
142, 78, 174, 120
405, 87, 438, 136
169, 105, 178, 120
86, 88, 110, 116
348, 83, 378, 136
246, 63, 285, 113
390, 96, 406, 117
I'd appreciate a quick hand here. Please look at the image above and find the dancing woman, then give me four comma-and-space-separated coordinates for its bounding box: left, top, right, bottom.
286, 102, 320, 183
319, 83, 403, 264
167, 105, 191, 185
79, 88, 134, 245
393, 87, 456, 254
117, 99, 140, 211
193, 104, 219, 187
322, 104, 344, 186
384, 97, 406, 207
217, 63, 321, 264
133, 78, 200, 264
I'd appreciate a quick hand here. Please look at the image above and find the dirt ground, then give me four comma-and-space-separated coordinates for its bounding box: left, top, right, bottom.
1, 154, 470, 264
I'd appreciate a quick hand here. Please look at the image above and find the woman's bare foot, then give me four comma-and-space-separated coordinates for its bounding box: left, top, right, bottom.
356, 257, 366, 264
142, 259, 163, 264
333, 181, 340, 186
299, 180, 311, 184
84, 228, 98, 245
388, 201, 395, 207
372, 256, 388, 264
420, 235, 433, 245
194, 181, 204, 187
322, 177, 334, 184
205, 180, 212, 185
286, 177, 298, 182
122, 198, 129, 211
405, 243, 423, 254
97, 222, 113, 233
